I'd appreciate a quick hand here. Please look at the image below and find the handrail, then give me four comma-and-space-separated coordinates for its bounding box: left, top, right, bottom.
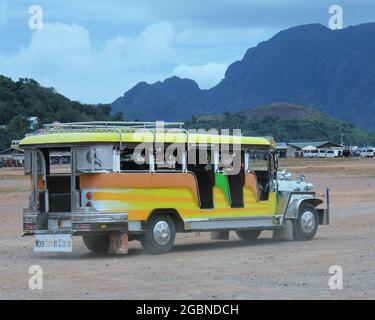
43, 121, 185, 130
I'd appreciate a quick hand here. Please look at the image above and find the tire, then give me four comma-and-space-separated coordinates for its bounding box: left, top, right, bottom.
141, 214, 176, 254
235, 229, 262, 241
82, 235, 110, 254
293, 203, 318, 241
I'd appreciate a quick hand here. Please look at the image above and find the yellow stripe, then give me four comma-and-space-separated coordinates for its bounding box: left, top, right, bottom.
20, 131, 273, 147
94, 192, 193, 203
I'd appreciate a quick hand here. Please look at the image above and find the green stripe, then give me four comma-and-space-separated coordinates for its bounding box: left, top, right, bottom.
215, 173, 231, 204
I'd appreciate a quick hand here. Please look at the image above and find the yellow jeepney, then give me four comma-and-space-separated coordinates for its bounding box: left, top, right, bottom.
19, 122, 329, 255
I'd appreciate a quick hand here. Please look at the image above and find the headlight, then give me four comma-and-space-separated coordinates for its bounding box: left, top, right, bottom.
305, 183, 314, 191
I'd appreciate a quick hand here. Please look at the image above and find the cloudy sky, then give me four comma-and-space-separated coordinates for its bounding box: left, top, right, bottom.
0, 0, 374, 103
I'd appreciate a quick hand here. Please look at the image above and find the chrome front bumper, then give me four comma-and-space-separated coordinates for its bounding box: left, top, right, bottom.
23, 209, 128, 236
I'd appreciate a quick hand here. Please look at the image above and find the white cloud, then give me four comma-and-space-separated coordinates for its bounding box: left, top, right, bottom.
172, 62, 228, 89
0, 20, 232, 102
103, 22, 176, 71
0, 22, 177, 103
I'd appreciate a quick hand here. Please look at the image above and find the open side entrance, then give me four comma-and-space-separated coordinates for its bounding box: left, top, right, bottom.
190, 164, 215, 209
26, 147, 79, 229
227, 170, 245, 208
38, 148, 77, 213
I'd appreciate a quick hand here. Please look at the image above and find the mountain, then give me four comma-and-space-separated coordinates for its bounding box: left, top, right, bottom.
0, 76, 121, 150
185, 103, 375, 146
112, 77, 203, 121
112, 23, 375, 131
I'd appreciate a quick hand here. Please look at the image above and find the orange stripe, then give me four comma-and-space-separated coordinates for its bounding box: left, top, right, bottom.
80, 172, 199, 205
94, 192, 193, 203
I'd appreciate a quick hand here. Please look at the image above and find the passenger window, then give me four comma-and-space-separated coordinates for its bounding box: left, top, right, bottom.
49, 150, 71, 174
155, 144, 183, 171
249, 149, 270, 201
120, 149, 149, 171
218, 150, 243, 176
249, 150, 269, 171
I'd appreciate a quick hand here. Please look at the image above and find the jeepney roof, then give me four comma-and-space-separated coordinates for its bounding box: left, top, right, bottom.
18, 122, 275, 148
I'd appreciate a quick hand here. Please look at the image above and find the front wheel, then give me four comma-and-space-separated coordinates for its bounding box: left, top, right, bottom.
235, 229, 262, 241
141, 214, 176, 254
82, 235, 110, 254
293, 203, 318, 241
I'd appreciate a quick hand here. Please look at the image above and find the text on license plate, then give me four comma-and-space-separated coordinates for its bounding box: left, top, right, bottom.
34, 234, 73, 252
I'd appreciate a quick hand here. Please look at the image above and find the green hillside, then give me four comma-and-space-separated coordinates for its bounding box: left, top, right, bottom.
186, 103, 375, 146
0, 76, 122, 150
1, 75, 374, 151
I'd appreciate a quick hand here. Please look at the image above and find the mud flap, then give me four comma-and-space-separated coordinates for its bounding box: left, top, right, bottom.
317, 208, 330, 225
108, 232, 128, 255
273, 220, 294, 241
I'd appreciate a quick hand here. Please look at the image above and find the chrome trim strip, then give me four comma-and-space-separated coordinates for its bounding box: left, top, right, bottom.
184, 215, 284, 231
184, 215, 279, 222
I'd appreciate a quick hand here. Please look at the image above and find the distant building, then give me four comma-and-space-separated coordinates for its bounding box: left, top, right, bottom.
276, 142, 295, 158
0, 143, 71, 167
287, 141, 343, 150
0, 148, 24, 167
280, 141, 344, 158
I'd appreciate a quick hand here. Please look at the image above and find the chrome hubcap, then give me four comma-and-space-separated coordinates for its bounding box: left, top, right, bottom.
301, 211, 315, 233
153, 221, 171, 246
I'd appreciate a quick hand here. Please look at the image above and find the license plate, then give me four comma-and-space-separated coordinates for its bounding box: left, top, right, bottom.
34, 234, 73, 252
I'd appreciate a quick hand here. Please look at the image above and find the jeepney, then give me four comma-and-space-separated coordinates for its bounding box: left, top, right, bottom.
19, 122, 330, 255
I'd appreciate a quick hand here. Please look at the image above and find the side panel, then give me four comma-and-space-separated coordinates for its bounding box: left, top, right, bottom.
80, 172, 278, 226
80, 172, 200, 221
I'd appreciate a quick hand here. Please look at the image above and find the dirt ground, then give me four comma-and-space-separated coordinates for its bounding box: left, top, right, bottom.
0, 158, 374, 300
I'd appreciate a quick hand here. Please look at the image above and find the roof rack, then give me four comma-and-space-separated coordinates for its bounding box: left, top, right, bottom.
40, 121, 187, 150
43, 121, 185, 131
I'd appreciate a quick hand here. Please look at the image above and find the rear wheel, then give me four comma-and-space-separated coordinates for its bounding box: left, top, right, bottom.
82, 235, 110, 254
141, 214, 176, 254
293, 203, 318, 241
235, 229, 262, 241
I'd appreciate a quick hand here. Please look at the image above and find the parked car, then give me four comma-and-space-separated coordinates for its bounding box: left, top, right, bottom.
366, 148, 374, 158
318, 149, 326, 158
342, 149, 351, 157
326, 150, 335, 158
303, 150, 319, 158
360, 148, 367, 158
360, 148, 374, 158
